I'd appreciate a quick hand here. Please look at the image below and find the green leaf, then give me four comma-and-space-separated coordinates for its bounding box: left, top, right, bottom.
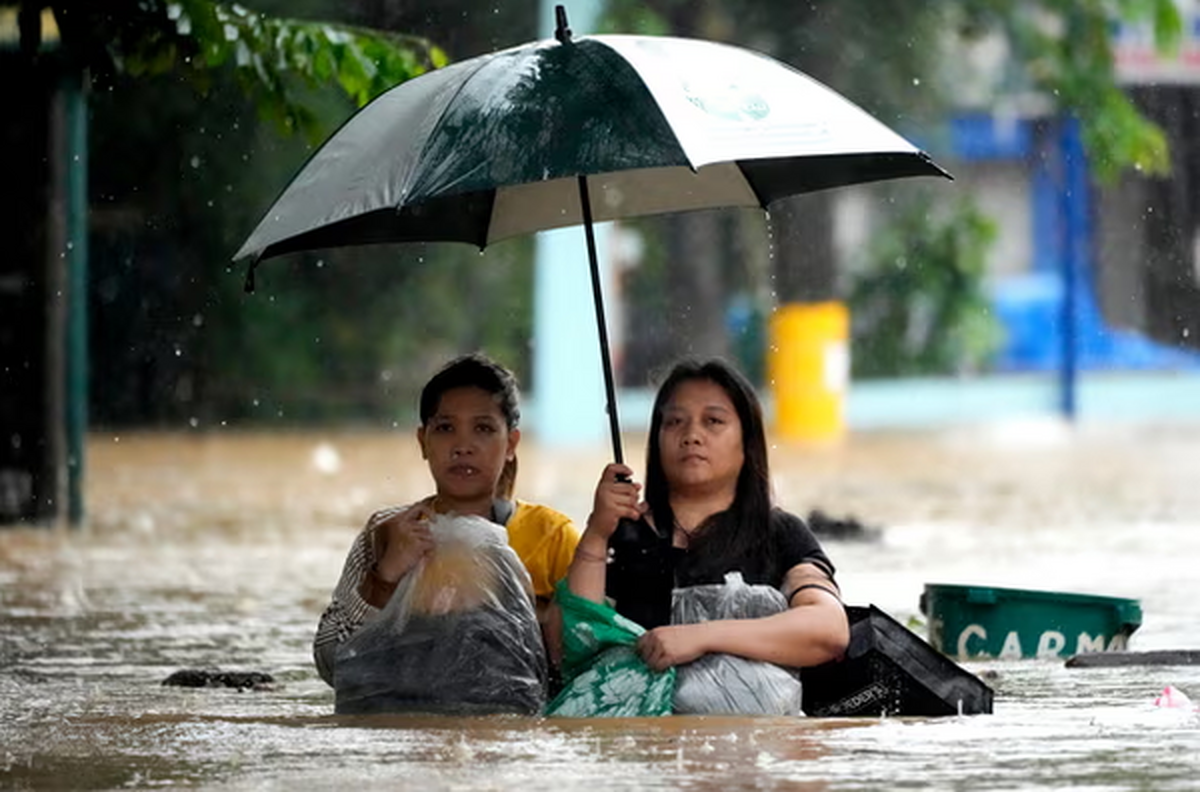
55, 0, 444, 139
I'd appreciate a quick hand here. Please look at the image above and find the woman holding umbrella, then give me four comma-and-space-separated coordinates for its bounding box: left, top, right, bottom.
565, 358, 848, 687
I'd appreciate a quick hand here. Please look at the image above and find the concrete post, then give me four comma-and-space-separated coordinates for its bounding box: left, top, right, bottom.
532, 0, 612, 449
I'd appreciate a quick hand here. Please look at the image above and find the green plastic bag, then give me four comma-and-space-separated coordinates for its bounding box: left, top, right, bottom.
546, 580, 676, 717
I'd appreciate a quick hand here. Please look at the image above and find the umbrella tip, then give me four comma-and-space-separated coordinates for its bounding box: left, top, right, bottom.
243, 258, 260, 294
554, 5, 572, 44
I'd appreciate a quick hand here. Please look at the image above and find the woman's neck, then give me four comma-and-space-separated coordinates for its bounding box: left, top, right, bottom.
669, 489, 735, 532
433, 494, 494, 519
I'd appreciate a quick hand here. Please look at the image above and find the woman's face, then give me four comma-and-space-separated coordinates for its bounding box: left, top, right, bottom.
418, 386, 518, 505
657, 378, 744, 498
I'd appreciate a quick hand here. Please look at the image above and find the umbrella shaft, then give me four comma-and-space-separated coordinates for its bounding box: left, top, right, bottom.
577, 174, 624, 465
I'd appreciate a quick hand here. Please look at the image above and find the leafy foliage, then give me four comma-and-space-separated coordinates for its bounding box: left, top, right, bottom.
847, 195, 1003, 378
50, 0, 446, 138
604, 0, 1181, 180
601, 0, 1181, 375
71, 0, 536, 426
954, 0, 1181, 180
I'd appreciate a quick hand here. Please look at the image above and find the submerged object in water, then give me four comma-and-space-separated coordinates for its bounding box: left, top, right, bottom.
801, 605, 994, 717
1153, 685, 1197, 711
806, 509, 883, 542
162, 668, 276, 690
922, 583, 1142, 660
1065, 650, 1200, 668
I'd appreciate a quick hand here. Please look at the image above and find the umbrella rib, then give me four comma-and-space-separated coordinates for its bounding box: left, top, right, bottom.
401, 55, 513, 211
735, 160, 772, 211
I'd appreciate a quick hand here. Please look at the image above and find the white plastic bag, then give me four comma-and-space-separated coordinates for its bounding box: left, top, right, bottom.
334, 513, 547, 715
671, 572, 804, 716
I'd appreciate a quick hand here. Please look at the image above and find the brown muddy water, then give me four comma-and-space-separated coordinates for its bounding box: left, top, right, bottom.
2, 422, 1199, 790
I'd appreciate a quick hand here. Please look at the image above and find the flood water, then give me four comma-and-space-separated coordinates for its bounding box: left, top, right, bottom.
2, 422, 1199, 790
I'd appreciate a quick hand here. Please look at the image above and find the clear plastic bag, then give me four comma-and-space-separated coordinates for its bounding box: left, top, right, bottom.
333, 513, 547, 715
671, 572, 804, 716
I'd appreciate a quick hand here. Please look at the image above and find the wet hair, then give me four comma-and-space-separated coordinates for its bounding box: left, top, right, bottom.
644, 358, 773, 572
419, 352, 521, 499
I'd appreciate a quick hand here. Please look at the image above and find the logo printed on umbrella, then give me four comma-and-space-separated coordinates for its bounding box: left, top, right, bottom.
682, 80, 770, 123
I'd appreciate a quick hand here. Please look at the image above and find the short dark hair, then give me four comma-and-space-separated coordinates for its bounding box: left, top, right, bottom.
419, 352, 521, 498
645, 358, 772, 567
419, 352, 520, 430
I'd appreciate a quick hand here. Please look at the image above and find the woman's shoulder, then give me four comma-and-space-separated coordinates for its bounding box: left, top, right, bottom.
364, 502, 416, 529
512, 500, 572, 524
511, 500, 581, 537
769, 507, 836, 576
768, 507, 811, 534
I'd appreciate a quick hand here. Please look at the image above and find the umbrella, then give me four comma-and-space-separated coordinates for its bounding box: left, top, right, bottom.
235, 6, 951, 462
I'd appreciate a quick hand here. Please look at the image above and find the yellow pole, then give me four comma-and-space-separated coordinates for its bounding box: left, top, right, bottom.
768, 301, 849, 443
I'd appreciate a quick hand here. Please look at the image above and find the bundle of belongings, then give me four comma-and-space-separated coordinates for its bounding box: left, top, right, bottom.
548, 572, 803, 717
670, 572, 804, 716
333, 514, 547, 715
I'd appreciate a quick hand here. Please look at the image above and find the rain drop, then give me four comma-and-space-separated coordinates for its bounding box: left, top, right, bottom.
190, 155, 201, 169
189, 417, 199, 428
912, 78, 920, 86
311, 443, 342, 475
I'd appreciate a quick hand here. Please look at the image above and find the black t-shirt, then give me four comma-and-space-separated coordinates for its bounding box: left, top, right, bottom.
605, 508, 836, 630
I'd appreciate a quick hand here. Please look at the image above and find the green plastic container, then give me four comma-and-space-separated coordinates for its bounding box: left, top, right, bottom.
921, 584, 1143, 660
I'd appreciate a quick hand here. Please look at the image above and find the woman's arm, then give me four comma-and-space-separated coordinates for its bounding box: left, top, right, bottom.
312, 527, 379, 686
311, 503, 435, 685
635, 562, 850, 670
565, 462, 641, 602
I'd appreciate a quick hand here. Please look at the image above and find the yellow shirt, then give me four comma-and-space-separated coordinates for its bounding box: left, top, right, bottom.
505, 500, 581, 603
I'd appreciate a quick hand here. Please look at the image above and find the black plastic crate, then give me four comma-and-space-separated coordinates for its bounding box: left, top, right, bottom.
801, 604, 994, 717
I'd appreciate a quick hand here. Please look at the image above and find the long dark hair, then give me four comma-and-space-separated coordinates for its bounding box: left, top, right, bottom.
419, 352, 521, 499
644, 358, 773, 571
